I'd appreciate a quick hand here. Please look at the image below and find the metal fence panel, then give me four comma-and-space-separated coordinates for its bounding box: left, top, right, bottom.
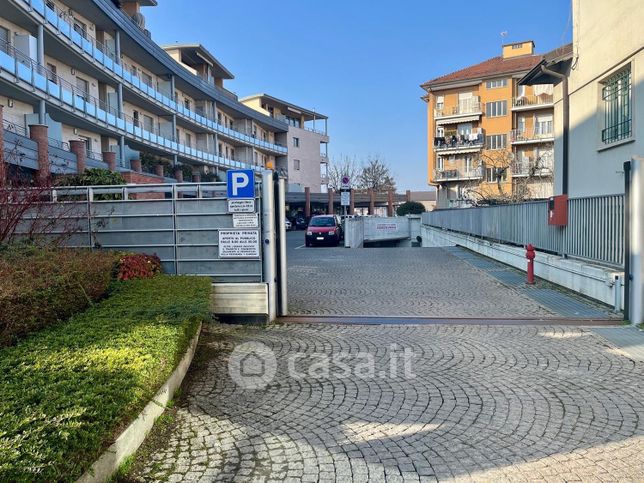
422, 194, 624, 267
14, 183, 264, 282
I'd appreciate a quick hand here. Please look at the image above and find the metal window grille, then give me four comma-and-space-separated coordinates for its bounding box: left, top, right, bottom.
602, 67, 632, 144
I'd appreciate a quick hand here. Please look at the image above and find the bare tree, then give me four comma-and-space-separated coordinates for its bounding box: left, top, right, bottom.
462, 148, 553, 206
327, 155, 362, 190
358, 156, 396, 191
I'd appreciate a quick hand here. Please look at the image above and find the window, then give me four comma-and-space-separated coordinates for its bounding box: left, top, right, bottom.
294, 159, 301, 170
217, 142, 223, 155
486, 78, 507, 89
80, 135, 91, 153
75, 77, 89, 101
228, 119, 234, 130
217, 112, 222, 124
73, 21, 87, 40
285, 116, 301, 128
46, 63, 57, 84
230, 148, 235, 160
485, 100, 507, 117
511, 43, 523, 49
0, 27, 9, 52
436, 95, 444, 110
535, 114, 553, 136
45, 1, 55, 10
436, 126, 445, 138
293, 137, 300, 147
143, 115, 154, 132
436, 157, 444, 171
486, 134, 507, 150
175, 129, 180, 143
184, 98, 191, 110
133, 110, 140, 127
485, 166, 508, 183
601, 66, 632, 144
141, 72, 153, 87
130, 65, 137, 77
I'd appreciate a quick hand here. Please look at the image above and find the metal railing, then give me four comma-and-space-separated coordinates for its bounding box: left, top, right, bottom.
434, 168, 482, 181
86, 150, 103, 161
48, 137, 69, 150
512, 94, 554, 108
2, 117, 29, 137
510, 128, 554, 143
16, 0, 287, 156
434, 97, 482, 118
512, 157, 553, 177
422, 194, 624, 267
434, 132, 485, 151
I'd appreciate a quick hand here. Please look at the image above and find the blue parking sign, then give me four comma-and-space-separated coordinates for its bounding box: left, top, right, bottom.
227, 169, 255, 199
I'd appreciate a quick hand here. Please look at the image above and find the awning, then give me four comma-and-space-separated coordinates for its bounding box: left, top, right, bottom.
436, 114, 481, 126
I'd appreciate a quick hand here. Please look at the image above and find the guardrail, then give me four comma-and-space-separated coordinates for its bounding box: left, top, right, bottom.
422, 194, 624, 267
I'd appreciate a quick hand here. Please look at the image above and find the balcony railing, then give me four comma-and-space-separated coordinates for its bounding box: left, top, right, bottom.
434, 97, 482, 118
512, 94, 554, 109
434, 131, 485, 152
510, 128, 554, 143
0, 42, 257, 172
16, 0, 287, 156
2, 117, 29, 137
434, 167, 482, 181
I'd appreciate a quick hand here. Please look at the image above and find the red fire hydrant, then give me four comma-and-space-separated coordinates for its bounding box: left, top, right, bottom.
526, 244, 536, 285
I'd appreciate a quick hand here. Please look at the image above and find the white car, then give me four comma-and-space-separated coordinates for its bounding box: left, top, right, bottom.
284, 219, 292, 230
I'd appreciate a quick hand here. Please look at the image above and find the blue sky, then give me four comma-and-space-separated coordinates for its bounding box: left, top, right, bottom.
146, 0, 572, 191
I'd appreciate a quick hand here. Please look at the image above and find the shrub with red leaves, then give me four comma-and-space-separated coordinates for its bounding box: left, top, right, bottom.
117, 253, 162, 281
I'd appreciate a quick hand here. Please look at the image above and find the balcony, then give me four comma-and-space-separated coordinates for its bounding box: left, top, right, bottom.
0, 43, 256, 171
512, 156, 554, 177
434, 129, 485, 154
434, 97, 482, 121
512, 94, 554, 111
510, 128, 555, 144
14, 0, 287, 156
433, 167, 483, 182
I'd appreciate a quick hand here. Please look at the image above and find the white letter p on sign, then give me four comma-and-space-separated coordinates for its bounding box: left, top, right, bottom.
232, 173, 249, 197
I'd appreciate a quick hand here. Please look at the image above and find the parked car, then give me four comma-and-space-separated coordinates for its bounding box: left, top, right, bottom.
294, 216, 309, 230
305, 215, 343, 247
284, 219, 292, 230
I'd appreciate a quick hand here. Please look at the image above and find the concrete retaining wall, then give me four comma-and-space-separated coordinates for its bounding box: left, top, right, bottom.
344, 218, 364, 248
422, 225, 624, 310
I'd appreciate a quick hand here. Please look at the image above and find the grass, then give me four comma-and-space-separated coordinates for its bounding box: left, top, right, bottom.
0, 275, 212, 482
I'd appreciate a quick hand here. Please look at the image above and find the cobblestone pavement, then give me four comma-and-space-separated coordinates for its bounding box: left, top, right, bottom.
133, 323, 644, 482
287, 241, 556, 318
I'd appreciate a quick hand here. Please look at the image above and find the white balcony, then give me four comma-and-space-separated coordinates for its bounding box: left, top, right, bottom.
510, 128, 554, 144
434, 97, 482, 122
433, 167, 483, 182
512, 94, 554, 111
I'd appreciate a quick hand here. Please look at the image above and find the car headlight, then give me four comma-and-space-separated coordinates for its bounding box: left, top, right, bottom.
306, 231, 313, 236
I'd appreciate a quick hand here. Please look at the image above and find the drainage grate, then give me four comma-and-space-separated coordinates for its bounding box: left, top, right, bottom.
489, 270, 526, 287
521, 288, 611, 319
592, 327, 644, 361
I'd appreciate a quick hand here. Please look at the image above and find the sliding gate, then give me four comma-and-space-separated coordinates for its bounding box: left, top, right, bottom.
20, 173, 288, 319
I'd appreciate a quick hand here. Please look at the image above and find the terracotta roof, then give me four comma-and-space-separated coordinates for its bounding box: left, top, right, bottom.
422, 54, 544, 89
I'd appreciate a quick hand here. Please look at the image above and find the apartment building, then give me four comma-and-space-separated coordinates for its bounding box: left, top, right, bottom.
421, 41, 555, 208
0, 0, 288, 181
521, 0, 643, 197
241, 93, 329, 193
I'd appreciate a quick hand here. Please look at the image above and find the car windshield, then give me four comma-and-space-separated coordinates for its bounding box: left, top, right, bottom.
310, 217, 335, 227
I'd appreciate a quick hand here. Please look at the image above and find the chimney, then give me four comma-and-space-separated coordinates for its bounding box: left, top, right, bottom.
502, 40, 535, 59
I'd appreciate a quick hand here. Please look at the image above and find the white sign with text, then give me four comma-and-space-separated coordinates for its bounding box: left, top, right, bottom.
227, 199, 255, 213
219, 229, 260, 259
232, 213, 259, 228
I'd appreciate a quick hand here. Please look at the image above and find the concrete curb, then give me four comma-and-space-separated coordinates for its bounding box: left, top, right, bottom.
77, 322, 203, 483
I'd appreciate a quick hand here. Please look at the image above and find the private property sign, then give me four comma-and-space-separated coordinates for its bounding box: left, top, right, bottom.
218, 229, 260, 259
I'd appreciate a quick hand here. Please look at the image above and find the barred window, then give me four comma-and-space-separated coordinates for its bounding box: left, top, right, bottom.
601, 66, 632, 144
486, 134, 507, 150
485, 100, 507, 117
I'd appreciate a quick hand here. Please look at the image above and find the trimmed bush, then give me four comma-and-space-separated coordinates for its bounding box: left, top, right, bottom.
0, 246, 117, 345
117, 253, 162, 281
396, 201, 426, 216
0, 275, 211, 482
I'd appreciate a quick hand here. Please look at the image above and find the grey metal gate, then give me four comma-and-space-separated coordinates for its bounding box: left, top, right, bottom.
33, 182, 264, 283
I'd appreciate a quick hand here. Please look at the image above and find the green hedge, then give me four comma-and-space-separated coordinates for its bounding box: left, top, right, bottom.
0, 275, 212, 482
0, 247, 117, 346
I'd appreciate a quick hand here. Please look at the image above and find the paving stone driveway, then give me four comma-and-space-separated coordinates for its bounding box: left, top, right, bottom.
132, 323, 644, 482
287, 243, 555, 318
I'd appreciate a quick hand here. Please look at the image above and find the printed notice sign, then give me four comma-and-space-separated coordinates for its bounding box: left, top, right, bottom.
228, 199, 255, 213
232, 213, 259, 228
219, 229, 260, 259
340, 191, 350, 206
376, 223, 398, 233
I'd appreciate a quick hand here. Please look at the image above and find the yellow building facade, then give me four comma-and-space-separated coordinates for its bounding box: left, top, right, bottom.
422, 41, 555, 208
